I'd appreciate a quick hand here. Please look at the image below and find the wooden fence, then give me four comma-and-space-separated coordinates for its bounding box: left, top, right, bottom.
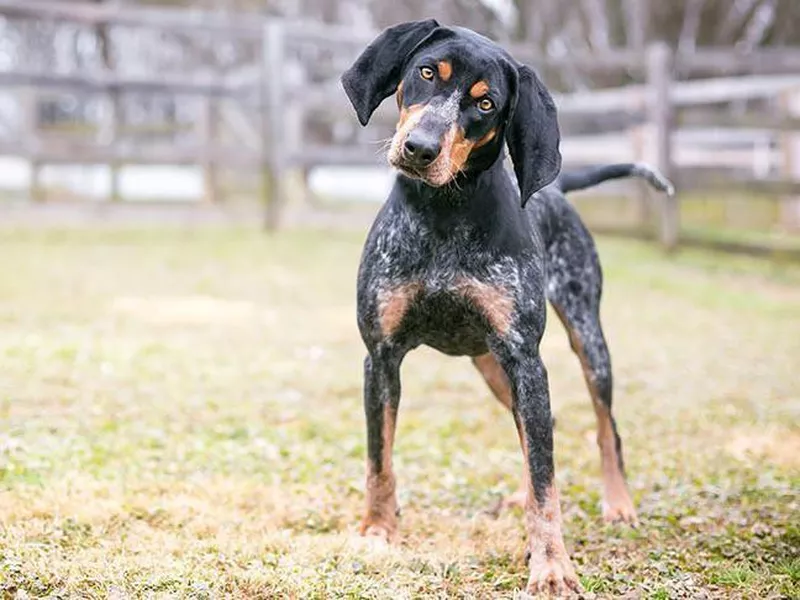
0, 0, 799, 257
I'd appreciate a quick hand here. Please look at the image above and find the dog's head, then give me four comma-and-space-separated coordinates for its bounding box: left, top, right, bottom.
341, 20, 561, 205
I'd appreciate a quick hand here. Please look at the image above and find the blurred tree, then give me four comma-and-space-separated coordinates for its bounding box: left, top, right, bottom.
511, 0, 798, 49
367, 0, 506, 39
88, 0, 799, 52
4, 0, 797, 132
506, 0, 798, 88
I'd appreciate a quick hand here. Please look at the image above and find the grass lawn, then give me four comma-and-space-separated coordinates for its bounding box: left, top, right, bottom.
0, 227, 798, 599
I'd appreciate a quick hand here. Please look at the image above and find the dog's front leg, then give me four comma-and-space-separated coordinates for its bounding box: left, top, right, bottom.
359, 346, 404, 543
495, 346, 581, 597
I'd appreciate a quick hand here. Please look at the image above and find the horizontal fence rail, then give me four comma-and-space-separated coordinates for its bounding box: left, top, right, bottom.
0, 0, 798, 255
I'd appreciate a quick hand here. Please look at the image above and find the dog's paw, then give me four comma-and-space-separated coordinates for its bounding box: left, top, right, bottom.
362, 524, 392, 542
484, 487, 527, 518
526, 554, 581, 598
602, 494, 638, 526
359, 520, 397, 545
348, 528, 393, 556
501, 488, 527, 510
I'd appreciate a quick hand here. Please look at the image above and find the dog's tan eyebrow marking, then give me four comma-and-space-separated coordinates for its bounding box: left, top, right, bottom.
470, 80, 490, 99
437, 61, 453, 81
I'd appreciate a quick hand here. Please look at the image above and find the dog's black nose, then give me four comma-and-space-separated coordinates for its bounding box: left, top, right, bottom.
404, 131, 441, 167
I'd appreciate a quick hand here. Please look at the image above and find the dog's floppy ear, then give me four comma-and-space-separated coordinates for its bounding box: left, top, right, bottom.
505, 65, 561, 207
341, 19, 440, 126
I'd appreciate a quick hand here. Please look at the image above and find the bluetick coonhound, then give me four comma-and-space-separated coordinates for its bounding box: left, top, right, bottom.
341, 20, 674, 596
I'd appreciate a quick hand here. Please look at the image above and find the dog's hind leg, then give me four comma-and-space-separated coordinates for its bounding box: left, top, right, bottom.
473, 353, 513, 411
545, 220, 637, 525
473, 354, 528, 511
473, 355, 560, 512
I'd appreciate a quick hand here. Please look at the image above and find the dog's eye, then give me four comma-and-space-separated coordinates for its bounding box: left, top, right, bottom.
419, 66, 435, 81
478, 98, 495, 112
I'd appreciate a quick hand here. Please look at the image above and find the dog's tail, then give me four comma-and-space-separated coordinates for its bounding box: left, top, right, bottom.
556, 163, 675, 196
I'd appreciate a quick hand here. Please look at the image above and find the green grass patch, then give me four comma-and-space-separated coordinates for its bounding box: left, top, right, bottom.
0, 227, 797, 598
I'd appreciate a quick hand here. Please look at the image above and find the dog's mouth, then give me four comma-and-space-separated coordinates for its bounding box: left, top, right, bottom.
392, 160, 426, 180
390, 154, 452, 187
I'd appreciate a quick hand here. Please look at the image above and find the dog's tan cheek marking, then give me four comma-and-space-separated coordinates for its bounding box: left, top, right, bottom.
470, 80, 490, 99
437, 60, 452, 81
447, 126, 476, 174
425, 125, 456, 185
455, 278, 514, 335
474, 128, 497, 149
438, 127, 497, 181
396, 81, 404, 109
377, 282, 422, 336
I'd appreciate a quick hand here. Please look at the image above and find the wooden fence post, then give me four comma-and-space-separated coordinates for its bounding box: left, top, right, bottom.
285, 62, 307, 208
779, 88, 800, 231
647, 42, 677, 251
261, 19, 286, 231
630, 95, 653, 235
102, 89, 122, 201
200, 95, 219, 204
22, 87, 43, 202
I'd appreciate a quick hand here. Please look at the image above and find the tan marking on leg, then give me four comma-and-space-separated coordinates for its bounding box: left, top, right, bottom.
437, 60, 452, 81
455, 278, 514, 335
525, 485, 580, 595
516, 415, 580, 595
473, 354, 512, 409
576, 346, 636, 523
507, 419, 529, 513
360, 402, 399, 542
470, 80, 490, 99
552, 305, 637, 525
377, 282, 422, 337
593, 401, 636, 523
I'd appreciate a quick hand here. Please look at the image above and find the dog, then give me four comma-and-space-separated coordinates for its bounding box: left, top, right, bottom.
341, 20, 673, 596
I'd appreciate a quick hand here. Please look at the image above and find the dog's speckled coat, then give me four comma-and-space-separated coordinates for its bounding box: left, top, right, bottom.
342, 20, 674, 596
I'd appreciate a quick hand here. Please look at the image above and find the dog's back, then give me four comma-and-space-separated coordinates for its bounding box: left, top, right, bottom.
341, 19, 674, 593
527, 162, 674, 318
530, 162, 673, 255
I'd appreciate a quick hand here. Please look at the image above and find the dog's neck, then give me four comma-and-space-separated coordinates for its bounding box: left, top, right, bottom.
391, 153, 530, 246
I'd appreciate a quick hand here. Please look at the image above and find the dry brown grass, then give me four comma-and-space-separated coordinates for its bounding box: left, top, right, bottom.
0, 228, 798, 599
